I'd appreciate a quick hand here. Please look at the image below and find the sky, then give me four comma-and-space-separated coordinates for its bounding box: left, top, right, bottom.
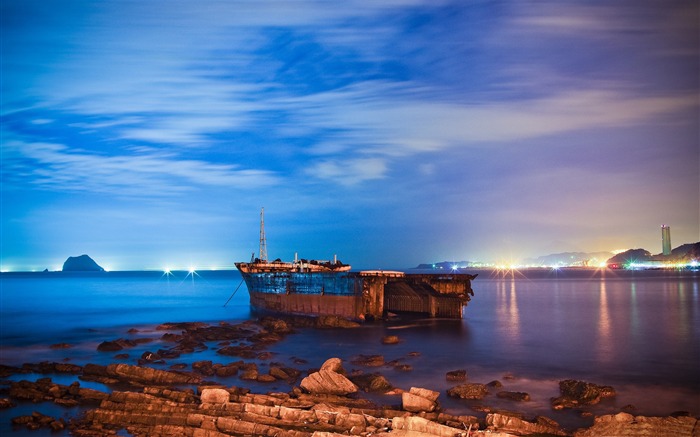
1, 0, 699, 271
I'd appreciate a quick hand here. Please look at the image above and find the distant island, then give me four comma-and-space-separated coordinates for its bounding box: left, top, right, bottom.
62, 254, 104, 272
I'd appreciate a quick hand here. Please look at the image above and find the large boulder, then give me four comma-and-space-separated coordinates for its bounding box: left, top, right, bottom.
300, 369, 358, 395
551, 379, 615, 409
402, 387, 440, 413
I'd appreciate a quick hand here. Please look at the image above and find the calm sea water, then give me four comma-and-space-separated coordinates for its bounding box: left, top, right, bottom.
1, 268, 698, 433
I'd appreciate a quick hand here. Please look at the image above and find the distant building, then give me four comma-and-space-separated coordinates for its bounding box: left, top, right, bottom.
661, 225, 671, 256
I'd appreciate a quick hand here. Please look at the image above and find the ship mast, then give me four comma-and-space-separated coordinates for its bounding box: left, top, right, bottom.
259, 207, 268, 262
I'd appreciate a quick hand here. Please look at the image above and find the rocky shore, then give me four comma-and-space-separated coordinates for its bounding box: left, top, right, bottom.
1, 317, 697, 436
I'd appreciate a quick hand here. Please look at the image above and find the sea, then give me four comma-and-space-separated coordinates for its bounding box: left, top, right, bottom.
1, 268, 699, 435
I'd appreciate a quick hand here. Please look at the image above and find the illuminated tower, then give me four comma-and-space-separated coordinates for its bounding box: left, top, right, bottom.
661, 225, 671, 256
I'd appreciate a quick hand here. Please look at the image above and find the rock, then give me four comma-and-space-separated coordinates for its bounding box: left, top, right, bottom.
446, 369, 467, 381
552, 379, 615, 409
487, 380, 503, 388
104, 363, 201, 385
62, 254, 104, 272
97, 338, 137, 352
487, 412, 567, 436
50, 343, 72, 349
402, 387, 440, 413
573, 413, 698, 437
300, 369, 358, 395
200, 388, 230, 404
260, 317, 292, 334
320, 357, 345, 373
392, 416, 467, 437
351, 354, 384, 367
393, 364, 413, 371
350, 373, 393, 392
257, 374, 276, 383
316, 315, 361, 328
497, 391, 531, 402
0, 398, 14, 408
447, 383, 488, 400
381, 335, 400, 344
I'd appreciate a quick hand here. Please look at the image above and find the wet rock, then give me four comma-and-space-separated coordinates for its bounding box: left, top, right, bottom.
217, 345, 257, 359
552, 379, 616, 409
0, 398, 14, 408
215, 363, 241, 377
240, 363, 259, 381
156, 321, 208, 331
497, 391, 531, 402
350, 373, 393, 392
402, 387, 440, 413
447, 383, 488, 400
381, 335, 400, 344
257, 374, 276, 383
487, 412, 567, 436
139, 351, 164, 364
260, 317, 292, 334
487, 380, 503, 388
573, 412, 698, 437
91, 363, 201, 386
393, 364, 413, 371
446, 369, 467, 381
300, 369, 359, 395
50, 342, 72, 349
97, 338, 137, 352
351, 354, 385, 367
316, 315, 361, 328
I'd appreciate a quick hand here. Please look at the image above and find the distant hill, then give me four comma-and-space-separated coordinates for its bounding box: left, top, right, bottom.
668, 242, 700, 259
523, 251, 613, 267
606, 242, 700, 266
606, 249, 653, 266
62, 254, 104, 272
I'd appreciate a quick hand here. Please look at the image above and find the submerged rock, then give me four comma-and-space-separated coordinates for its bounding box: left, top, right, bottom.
447, 383, 488, 400
446, 369, 467, 381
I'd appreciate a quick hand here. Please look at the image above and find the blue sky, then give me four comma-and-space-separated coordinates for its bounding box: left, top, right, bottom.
1, 0, 698, 271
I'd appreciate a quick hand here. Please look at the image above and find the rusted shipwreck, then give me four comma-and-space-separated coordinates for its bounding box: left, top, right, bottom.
235, 259, 476, 321
235, 209, 476, 321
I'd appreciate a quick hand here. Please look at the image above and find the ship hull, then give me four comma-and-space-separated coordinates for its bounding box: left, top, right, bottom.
241, 270, 366, 319
238, 268, 476, 321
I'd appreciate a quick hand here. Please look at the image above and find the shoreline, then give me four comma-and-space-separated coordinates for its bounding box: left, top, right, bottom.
1, 317, 697, 436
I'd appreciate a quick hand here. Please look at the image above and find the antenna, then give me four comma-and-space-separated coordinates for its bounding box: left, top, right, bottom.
259, 207, 268, 262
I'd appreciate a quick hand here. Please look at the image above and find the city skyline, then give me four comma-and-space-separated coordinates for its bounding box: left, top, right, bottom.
2, 1, 699, 271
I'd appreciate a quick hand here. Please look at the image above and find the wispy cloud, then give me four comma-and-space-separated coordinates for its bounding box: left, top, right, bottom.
3, 141, 278, 196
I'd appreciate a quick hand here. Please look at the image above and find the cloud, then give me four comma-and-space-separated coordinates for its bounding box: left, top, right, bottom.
3, 141, 279, 196
308, 157, 388, 185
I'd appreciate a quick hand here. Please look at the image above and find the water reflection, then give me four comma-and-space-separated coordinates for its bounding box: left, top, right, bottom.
496, 278, 520, 345
597, 280, 611, 362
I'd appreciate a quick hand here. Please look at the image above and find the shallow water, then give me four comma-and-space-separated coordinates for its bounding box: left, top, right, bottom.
1, 268, 698, 434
